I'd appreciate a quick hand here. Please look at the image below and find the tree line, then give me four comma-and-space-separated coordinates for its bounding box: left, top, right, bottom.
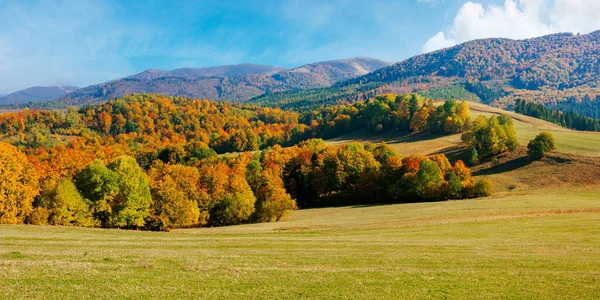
1, 139, 491, 230
515, 99, 600, 131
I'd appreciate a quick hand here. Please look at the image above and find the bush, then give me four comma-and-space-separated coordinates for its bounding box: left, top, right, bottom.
528, 132, 556, 160
473, 178, 493, 197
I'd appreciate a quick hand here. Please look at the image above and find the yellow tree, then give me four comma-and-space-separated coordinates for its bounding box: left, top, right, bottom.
410, 106, 430, 132
147, 162, 202, 230
0, 142, 40, 224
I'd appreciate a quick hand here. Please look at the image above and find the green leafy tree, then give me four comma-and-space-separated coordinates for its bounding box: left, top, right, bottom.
461, 115, 519, 159
48, 179, 96, 227
75, 156, 152, 228
75, 159, 119, 227
527, 132, 557, 160
415, 159, 444, 199
107, 156, 153, 228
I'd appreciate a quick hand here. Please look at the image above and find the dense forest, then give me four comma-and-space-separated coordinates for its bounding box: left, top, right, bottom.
515, 99, 600, 131
0, 93, 470, 154
552, 95, 600, 119
0, 93, 492, 230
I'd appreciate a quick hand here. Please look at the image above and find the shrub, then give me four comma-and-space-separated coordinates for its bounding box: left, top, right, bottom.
527, 132, 557, 160
473, 178, 493, 197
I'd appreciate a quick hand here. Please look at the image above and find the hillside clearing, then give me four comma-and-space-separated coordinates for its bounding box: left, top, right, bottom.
326, 102, 600, 157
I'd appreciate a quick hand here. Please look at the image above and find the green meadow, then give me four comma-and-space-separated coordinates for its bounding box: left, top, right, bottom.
2, 188, 600, 299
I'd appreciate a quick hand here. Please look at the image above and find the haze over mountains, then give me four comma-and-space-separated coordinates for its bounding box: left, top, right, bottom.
0, 86, 79, 105
36, 57, 388, 107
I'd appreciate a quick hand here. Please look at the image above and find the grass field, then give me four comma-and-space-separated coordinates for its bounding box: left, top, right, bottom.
2, 102, 600, 299
2, 188, 600, 299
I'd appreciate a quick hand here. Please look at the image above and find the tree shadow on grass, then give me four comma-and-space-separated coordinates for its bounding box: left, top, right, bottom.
384, 131, 453, 144
327, 130, 451, 145
472, 156, 533, 176
431, 146, 470, 163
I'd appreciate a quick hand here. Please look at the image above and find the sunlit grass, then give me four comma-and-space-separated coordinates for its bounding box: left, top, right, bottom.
1, 188, 600, 299
326, 102, 600, 157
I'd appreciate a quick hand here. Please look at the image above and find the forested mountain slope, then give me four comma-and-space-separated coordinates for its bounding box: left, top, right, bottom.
251, 31, 600, 114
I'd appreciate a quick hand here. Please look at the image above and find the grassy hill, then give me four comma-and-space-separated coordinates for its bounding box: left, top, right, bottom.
326, 101, 600, 157
326, 101, 600, 193
2, 102, 600, 299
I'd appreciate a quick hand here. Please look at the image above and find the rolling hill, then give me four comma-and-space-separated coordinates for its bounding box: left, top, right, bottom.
324, 101, 600, 193
27, 57, 389, 108
0, 86, 79, 105
3, 100, 600, 298
250, 31, 600, 114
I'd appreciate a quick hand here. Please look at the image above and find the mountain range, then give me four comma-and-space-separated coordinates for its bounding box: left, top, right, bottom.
250, 31, 600, 115
15, 57, 389, 108
5, 31, 600, 117
0, 86, 79, 105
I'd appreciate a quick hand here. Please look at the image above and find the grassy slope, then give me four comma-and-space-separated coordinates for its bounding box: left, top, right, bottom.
2, 188, 600, 299
2, 102, 600, 299
327, 101, 600, 158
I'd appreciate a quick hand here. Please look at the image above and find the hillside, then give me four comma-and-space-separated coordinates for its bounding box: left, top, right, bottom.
0, 86, 79, 105
22, 58, 390, 108
251, 31, 600, 114
325, 101, 600, 192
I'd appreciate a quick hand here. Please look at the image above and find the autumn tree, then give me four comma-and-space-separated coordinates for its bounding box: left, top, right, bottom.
0, 142, 39, 224
252, 146, 297, 222
410, 106, 430, 132
147, 162, 202, 230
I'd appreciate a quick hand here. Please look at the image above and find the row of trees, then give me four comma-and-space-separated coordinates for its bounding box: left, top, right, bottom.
304, 94, 471, 138
515, 99, 600, 131
461, 114, 558, 162
0, 94, 491, 230
0, 138, 492, 229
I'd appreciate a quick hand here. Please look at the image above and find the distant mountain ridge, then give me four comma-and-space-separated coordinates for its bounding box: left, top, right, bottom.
0, 86, 79, 105
29, 57, 389, 108
250, 31, 600, 114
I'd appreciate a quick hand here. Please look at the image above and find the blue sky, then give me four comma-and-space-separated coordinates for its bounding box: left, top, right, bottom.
1, 0, 599, 93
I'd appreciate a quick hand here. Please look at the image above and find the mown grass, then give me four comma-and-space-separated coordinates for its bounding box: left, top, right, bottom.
2, 188, 600, 299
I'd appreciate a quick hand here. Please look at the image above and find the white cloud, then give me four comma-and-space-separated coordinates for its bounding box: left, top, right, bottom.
423, 32, 456, 53
422, 0, 600, 53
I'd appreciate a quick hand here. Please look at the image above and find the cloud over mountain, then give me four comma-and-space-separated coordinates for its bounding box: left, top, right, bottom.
423, 0, 600, 53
